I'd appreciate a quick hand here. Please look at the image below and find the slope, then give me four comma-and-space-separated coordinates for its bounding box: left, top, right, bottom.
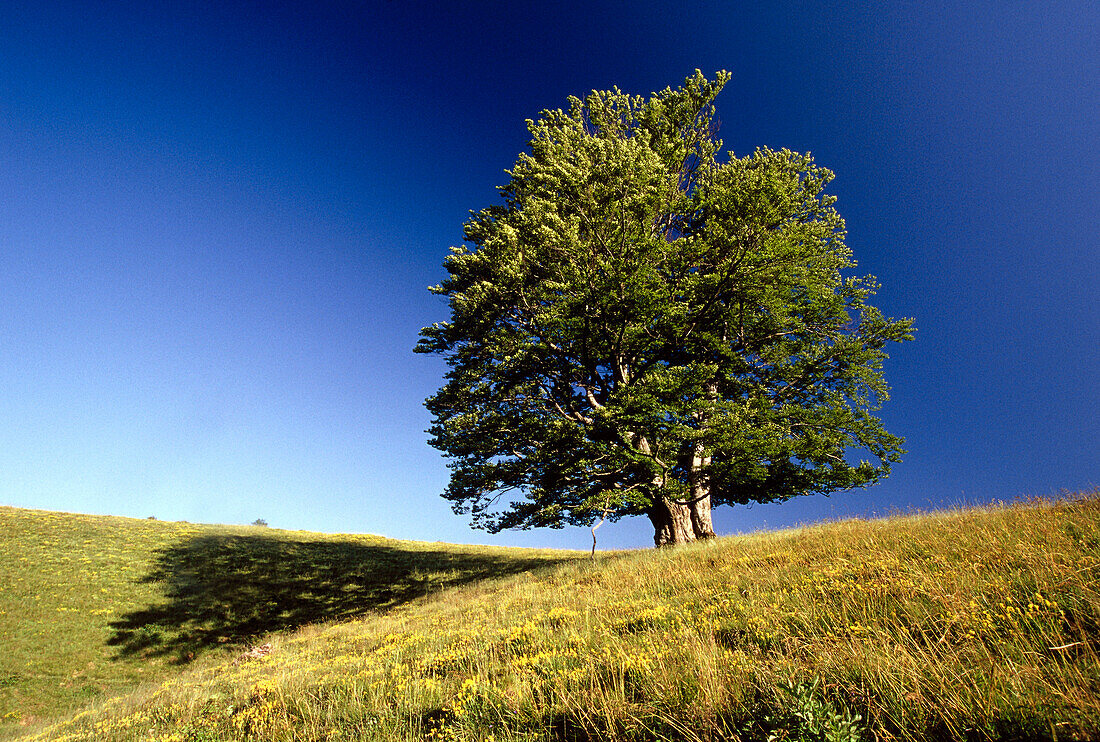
0, 507, 574, 738
8, 495, 1100, 741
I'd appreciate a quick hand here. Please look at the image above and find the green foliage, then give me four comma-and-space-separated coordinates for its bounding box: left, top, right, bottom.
763, 678, 866, 742
417, 71, 915, 536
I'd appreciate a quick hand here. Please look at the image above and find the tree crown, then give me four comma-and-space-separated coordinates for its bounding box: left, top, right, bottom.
417, 71, 914, 537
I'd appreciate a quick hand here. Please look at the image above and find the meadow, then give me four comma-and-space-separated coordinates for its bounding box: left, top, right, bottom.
0, 507, 571, 738
3, 494, 1099, 741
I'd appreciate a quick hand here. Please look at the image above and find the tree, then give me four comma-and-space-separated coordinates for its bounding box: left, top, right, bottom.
416, 71, 914, 547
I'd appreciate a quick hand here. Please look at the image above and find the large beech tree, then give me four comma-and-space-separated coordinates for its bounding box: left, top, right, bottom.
416, 71, 914, 547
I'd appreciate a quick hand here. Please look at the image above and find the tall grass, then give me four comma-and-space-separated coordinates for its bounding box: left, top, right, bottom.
0, 507, 572, 739
13, 493, 1100, 741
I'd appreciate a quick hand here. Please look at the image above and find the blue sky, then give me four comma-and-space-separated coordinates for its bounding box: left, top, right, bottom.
1, 1, 1096, 550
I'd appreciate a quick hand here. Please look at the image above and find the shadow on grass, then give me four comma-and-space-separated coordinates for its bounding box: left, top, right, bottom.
108, 532, 573, 663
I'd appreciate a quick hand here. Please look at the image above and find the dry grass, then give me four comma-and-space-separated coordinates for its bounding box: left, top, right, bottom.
0, 507, 572, 739
6, 493, 1100, 741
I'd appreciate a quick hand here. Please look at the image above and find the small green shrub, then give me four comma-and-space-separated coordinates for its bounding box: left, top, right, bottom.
764, 678, 866, 742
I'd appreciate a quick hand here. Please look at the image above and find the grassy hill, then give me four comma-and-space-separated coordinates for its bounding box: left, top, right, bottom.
0, 507, 574, 739
3, 495, 1099, 741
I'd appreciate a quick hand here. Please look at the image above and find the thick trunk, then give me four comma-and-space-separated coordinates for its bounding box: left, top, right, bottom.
632, 431, 694, 547
688, 442, 717, 540
648, 497, 696, 547
689, 493, 716, 540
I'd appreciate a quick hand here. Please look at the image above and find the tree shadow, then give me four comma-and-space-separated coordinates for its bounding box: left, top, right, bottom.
107, 532, 574, 663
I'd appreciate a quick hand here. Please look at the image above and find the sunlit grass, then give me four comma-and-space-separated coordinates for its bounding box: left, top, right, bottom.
0, 507, 573, 739
5, 493, 1100, 740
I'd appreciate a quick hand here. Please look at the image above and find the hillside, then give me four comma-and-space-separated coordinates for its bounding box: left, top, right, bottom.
5, 495, 1100, 741
0, 507, 574, 739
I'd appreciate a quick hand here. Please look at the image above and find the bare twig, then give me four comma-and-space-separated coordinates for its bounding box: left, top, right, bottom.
1050, 642, 1083, 651
591, 497, 613, 560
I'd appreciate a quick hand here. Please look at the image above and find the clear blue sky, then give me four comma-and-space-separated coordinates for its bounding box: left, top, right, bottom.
1, 1, 1096, 550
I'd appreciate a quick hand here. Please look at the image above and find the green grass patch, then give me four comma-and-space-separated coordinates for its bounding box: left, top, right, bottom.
0, 507, 574, 738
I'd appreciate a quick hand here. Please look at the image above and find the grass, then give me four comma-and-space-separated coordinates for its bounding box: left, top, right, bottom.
0, 507, 574, 738
3, 493, 1100, 741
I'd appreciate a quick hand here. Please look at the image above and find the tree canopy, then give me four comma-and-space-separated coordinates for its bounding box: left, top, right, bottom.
416, 71, 915, 546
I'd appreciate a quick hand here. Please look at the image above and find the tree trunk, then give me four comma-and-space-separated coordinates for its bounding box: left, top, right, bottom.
689, 494, 716, 540
687, 442, 717, 540
648, 497, 696, 547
